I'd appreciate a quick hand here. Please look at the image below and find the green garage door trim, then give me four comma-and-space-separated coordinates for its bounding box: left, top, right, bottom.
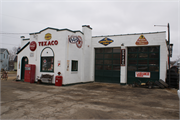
95, 48, 121, 83
127, 46, 160, 84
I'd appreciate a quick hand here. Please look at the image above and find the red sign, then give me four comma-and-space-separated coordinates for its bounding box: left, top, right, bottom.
135, 72, 150, 78
135, 35, 148, 45
38, 40, 58, 46
29, 41, 37, 51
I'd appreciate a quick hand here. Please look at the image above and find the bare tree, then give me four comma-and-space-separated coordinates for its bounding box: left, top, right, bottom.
9, 46, 20, 61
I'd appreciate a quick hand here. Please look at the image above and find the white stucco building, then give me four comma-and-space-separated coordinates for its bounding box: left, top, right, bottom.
17, 25, 168, 85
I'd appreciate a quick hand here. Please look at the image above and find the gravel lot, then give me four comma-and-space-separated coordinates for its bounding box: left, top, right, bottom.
1, 75, 179, 119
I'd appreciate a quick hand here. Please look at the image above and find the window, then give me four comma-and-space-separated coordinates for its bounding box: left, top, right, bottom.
40, 47, 54, 72
41, 57, 54, 72
4, 54, 5, 58
71, 60, 78, 71
7, 55, 8, 59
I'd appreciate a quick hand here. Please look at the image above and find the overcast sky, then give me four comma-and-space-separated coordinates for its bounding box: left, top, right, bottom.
0, 0, 179, 61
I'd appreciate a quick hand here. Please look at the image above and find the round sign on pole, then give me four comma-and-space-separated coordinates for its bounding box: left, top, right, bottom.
29, 41, 37, 51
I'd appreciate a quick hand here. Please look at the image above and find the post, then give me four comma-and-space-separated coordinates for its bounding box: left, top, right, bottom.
168, 23, 171, 88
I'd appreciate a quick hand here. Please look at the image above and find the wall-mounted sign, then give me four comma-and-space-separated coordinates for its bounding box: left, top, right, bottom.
76, 37, 83, 48
68, 35, 79, 43
45, 33, 52, 40
135, 72, 150, 78
67, 60, 69, 71
99, 37, 113, 46
38, 40, 58, 46
30, 53, 34, 57
68, 35, 83, 48
135, 34, 148, 45
58, 60, 61, 67
29, 41, 37, 51
121, 49, 126, 66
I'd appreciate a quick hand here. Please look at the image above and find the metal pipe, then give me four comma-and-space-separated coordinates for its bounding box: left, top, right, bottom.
168, 23, 171, 88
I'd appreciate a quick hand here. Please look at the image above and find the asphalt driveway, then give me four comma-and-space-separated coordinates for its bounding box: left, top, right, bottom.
1, 78, 179, 119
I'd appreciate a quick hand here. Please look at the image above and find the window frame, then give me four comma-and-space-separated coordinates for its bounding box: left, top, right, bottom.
71, 60, 78, 71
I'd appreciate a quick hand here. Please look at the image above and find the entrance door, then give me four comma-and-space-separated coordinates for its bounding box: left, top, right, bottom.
21, 57, 28, 81
95, 48, 121, 83
127, 46, 160, 84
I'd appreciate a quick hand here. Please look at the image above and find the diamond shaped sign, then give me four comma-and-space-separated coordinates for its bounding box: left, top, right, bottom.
99, 37, 113, 46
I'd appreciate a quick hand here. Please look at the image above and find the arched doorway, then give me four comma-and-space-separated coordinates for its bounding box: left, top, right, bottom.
21, 57, 28, 81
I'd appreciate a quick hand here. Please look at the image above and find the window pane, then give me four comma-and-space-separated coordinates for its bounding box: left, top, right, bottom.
113, 65, 120, 70
129, 47, 138, 52
95, 65, 103, 70
113, 60, 120, 64
127, 66, 137, 71
95, 48, 103, 53
104, 54, 112, 59
128, 60, 137, 65
138, 66, 148, 71
139, 47, 148, 52
104, 65, 112, 70
138, 60, 148, 65
149, 66, 159, 72
41, 57, 54, 72
139, 53, 148, 58
149, 53, 159, 58
149, 60, 159, 65
104, 60, 112, 64
113, 48, 121, 53
96, 60, 103, 64
149, 46, 159, 52
128, 54, 137, 58
104, 48, 112, 53
96, 54, 103, 59
113, 54, 120, 59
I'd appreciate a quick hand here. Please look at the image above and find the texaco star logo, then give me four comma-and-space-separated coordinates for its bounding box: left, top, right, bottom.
76, 36, 83, 48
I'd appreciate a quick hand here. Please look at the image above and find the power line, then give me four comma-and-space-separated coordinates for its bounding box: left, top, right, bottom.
0, 43, 20, 46
0, 33, 29, 34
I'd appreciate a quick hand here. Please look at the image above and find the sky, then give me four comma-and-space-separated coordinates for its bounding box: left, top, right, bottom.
0, 0, 179, 61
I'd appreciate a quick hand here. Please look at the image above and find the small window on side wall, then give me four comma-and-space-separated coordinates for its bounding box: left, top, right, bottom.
71, 60, 78, 71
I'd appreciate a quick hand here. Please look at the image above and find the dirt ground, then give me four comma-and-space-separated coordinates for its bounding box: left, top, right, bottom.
1, 73, 179, 119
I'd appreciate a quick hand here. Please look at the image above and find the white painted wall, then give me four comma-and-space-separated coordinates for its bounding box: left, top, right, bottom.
17, 27, 92, 85
92, 32, 168, 83
17, 26, 168, 85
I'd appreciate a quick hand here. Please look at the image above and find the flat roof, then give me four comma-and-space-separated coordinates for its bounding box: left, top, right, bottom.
92, 31, 166, 38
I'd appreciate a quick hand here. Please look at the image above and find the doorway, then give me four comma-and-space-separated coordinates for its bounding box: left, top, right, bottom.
21, 57, 28, 81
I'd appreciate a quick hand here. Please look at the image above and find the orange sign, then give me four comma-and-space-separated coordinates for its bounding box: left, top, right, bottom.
135, 35, 148, 45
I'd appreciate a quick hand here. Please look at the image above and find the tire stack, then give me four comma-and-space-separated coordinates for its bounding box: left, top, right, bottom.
155, 79, 168, 89
166, 67, 179, 89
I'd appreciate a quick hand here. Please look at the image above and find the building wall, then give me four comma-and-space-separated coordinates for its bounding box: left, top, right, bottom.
91, 32, 168, 82
17, 26, 168, 85
17, 27, 93, 84
0, 50, 9, 70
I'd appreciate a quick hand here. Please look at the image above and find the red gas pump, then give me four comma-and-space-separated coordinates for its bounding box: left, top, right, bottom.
55, 72, 63, 86
24, 64, 36, 83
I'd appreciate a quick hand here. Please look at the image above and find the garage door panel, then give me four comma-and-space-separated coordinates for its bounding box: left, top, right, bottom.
103, 71, 113, 77
112, 71, 120, 77
127, 46, 160, 84
95, 48, 121, 83
95, 70, 103, 76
